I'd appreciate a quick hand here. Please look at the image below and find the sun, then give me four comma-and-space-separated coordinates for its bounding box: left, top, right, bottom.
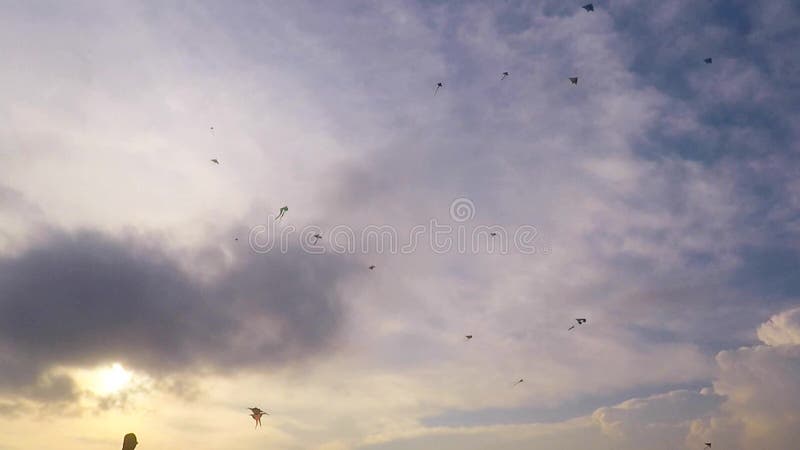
97, 363, 132, 394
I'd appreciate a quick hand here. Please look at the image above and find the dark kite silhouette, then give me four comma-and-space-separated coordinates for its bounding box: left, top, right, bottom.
568, 318, 587, 331
248, 407, 269, 428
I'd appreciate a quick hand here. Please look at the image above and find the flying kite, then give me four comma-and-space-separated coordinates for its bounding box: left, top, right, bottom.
704, 58, 713, 64
247, 407, 269, 428
312, 233, 322, 244
434, 82, 444, 96
369, 265, 376, 270
582, 4, 594, 12
705, 444, 711, 448
465, 335, 473, 341
513, 379, 524, 387
275, 206, 288, 221
568, 318, 587, 331
211, 159, 219, 164
501, 71, 509, 80
569, 77, 579, 85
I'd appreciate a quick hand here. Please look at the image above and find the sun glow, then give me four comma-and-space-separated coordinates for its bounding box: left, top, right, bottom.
97, 363, 132, 394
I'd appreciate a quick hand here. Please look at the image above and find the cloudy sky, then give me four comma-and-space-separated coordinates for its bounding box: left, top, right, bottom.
1, 1, 799, 449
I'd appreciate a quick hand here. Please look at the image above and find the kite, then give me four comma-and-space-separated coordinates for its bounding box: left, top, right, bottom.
369, 265, 376, 270
501, 71, 510, 80
513, 379, 524, 387
704, 58, 713, 64
434, 82, 444, 96
312, 233, 322, 244
465, 335, 473, 341
248, 407, 269, 428
705, 444, 711, 448
569, 77, 579, 85
211, 159, 219, 164
275, 206, 288, 221
583, 4, 594, 12
568, 318, 587, 331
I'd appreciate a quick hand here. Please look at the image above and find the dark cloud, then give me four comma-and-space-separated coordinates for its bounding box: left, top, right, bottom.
0, 185, 30, 210
23, 373, 81, 403
0, 229, 354, 402
0, 400, 24, 418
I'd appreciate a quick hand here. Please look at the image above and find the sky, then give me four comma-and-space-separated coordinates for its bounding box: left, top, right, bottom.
1, 0, 799, 449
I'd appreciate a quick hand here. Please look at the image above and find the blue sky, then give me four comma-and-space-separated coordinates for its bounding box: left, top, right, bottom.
1, 1, 799, 449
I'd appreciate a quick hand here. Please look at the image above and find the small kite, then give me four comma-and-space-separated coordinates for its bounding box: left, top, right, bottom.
211, 158, 219, 164
582, 4, 594, 12
704, 58, 713, 64
434, 82, 444, 96
368, 265, 376, 270
513, 379, 524, 387
275, 206, 288, 221
568, 318, 587, 331
465, 335, 473, 341
311, 233, 322, 244
569, 77, 579, 85
501, 71, 509, 80
247, 407, 269, 428
705, 443, 711, 448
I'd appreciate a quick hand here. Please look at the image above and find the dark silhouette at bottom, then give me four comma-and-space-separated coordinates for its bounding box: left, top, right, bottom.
122, 433, 138, 450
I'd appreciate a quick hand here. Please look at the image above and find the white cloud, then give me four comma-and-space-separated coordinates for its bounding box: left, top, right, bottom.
756, 306, 800, 346
589, 306, 800, 450
709, 308, 800, 449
